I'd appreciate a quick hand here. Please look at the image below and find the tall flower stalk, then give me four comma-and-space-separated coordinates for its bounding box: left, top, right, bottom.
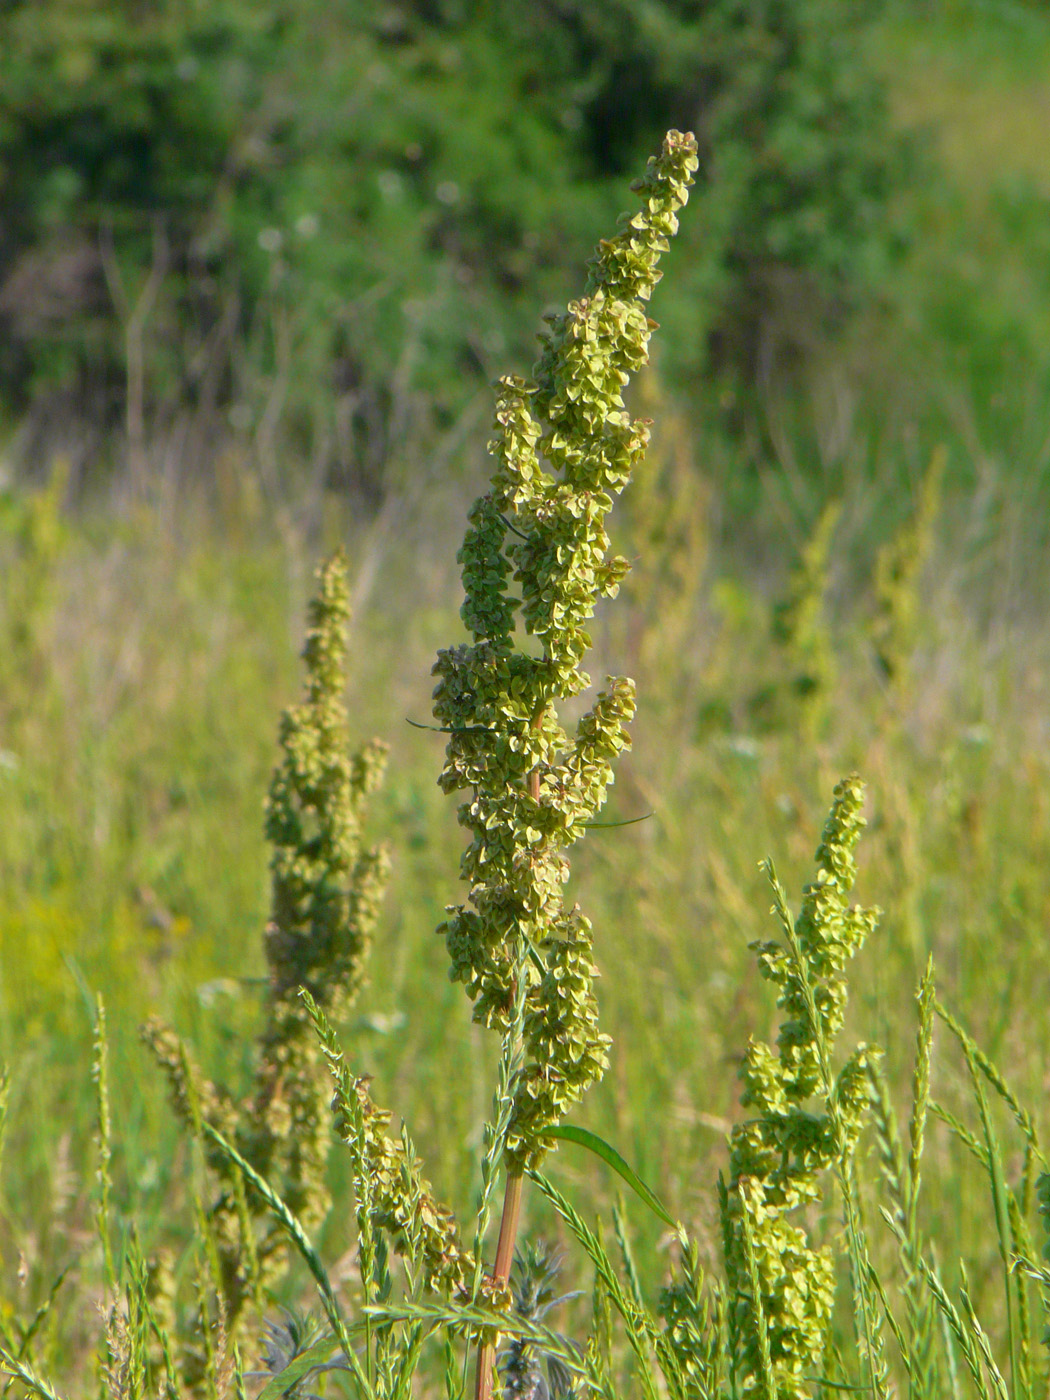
721, 776, 881, 1399
431, 129, 698, 1400
144, 552, 390, 1347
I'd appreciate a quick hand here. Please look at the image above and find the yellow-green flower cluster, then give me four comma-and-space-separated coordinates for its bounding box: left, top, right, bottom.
723, 776, 879, 1398
265, 552, 390, 1015
330, 1070, 470, 1297
433, 131, 698, 1168
872, 446, 945, 688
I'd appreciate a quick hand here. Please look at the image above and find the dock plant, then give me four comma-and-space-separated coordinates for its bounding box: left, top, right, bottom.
431, 125, 698, 1399
871, 446, 946, 692
143, 551, 391, 1347
721, 775, 881, 1399
750, 498, 840, 737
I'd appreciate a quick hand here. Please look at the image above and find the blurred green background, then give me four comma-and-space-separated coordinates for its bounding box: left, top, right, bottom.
2, 0, 1050, 1382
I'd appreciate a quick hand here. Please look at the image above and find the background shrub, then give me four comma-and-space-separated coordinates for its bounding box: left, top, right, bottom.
0, 0, 910, 493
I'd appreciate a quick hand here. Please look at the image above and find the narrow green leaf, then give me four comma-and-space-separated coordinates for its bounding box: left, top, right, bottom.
581, 812, 654, 829
543, 1125, 679, 1232
803, 1381, 875, 1393
18, 1265, 72, 1360
200, 1122, 374, 1400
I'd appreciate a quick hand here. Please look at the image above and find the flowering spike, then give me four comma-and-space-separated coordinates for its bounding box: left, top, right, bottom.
144, 551, 391, 1342
725, 776, 880, 1399
433, 131, 698, 1168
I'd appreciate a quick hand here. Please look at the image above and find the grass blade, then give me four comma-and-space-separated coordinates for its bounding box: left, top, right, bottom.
0, 1352, 69, 1400
16, 1266, 72, 1364
958, 1036, 1017, 1397
364, 1299, 584, 1384
737, 1183, 776, 1400
612, 1198, 645, 1315
527, 1170, 660, 1400
908, 958, 935, 1238
200, 1121, 374, 1400
543, 1126, 681, 1235
881, 1209, 992, 1400
92, 995, 117, 1295
935, 1001, 1038, 1149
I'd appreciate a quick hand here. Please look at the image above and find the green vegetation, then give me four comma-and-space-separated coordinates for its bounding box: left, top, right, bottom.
2, 2, 1050, 1397
0, 0, 909, 493
1, 108, 1050, 1400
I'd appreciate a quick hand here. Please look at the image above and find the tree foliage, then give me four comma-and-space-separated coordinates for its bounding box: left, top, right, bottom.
0, 0, 911, 487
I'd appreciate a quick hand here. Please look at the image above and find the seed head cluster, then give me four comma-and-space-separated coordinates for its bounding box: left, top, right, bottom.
432, 131, 699, 1168
723, 776, 880, 1399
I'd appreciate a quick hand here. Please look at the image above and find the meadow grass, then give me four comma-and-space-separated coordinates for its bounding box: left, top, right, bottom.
1, 59, 1050, 1398
3, 422, 1050, 1395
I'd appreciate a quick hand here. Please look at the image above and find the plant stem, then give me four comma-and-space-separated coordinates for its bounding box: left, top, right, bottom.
474, 699, 542, 1399
475, 1170, 525, 1400
494, 1170, 525, 1283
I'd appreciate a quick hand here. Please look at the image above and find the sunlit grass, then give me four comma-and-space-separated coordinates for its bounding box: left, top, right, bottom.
3, 14, 1050, 1384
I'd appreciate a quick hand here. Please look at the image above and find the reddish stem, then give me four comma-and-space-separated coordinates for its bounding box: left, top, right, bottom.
475, 1170, 525, 1400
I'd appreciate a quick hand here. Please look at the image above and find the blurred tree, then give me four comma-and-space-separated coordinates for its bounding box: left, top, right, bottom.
0, 0, 911, 493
